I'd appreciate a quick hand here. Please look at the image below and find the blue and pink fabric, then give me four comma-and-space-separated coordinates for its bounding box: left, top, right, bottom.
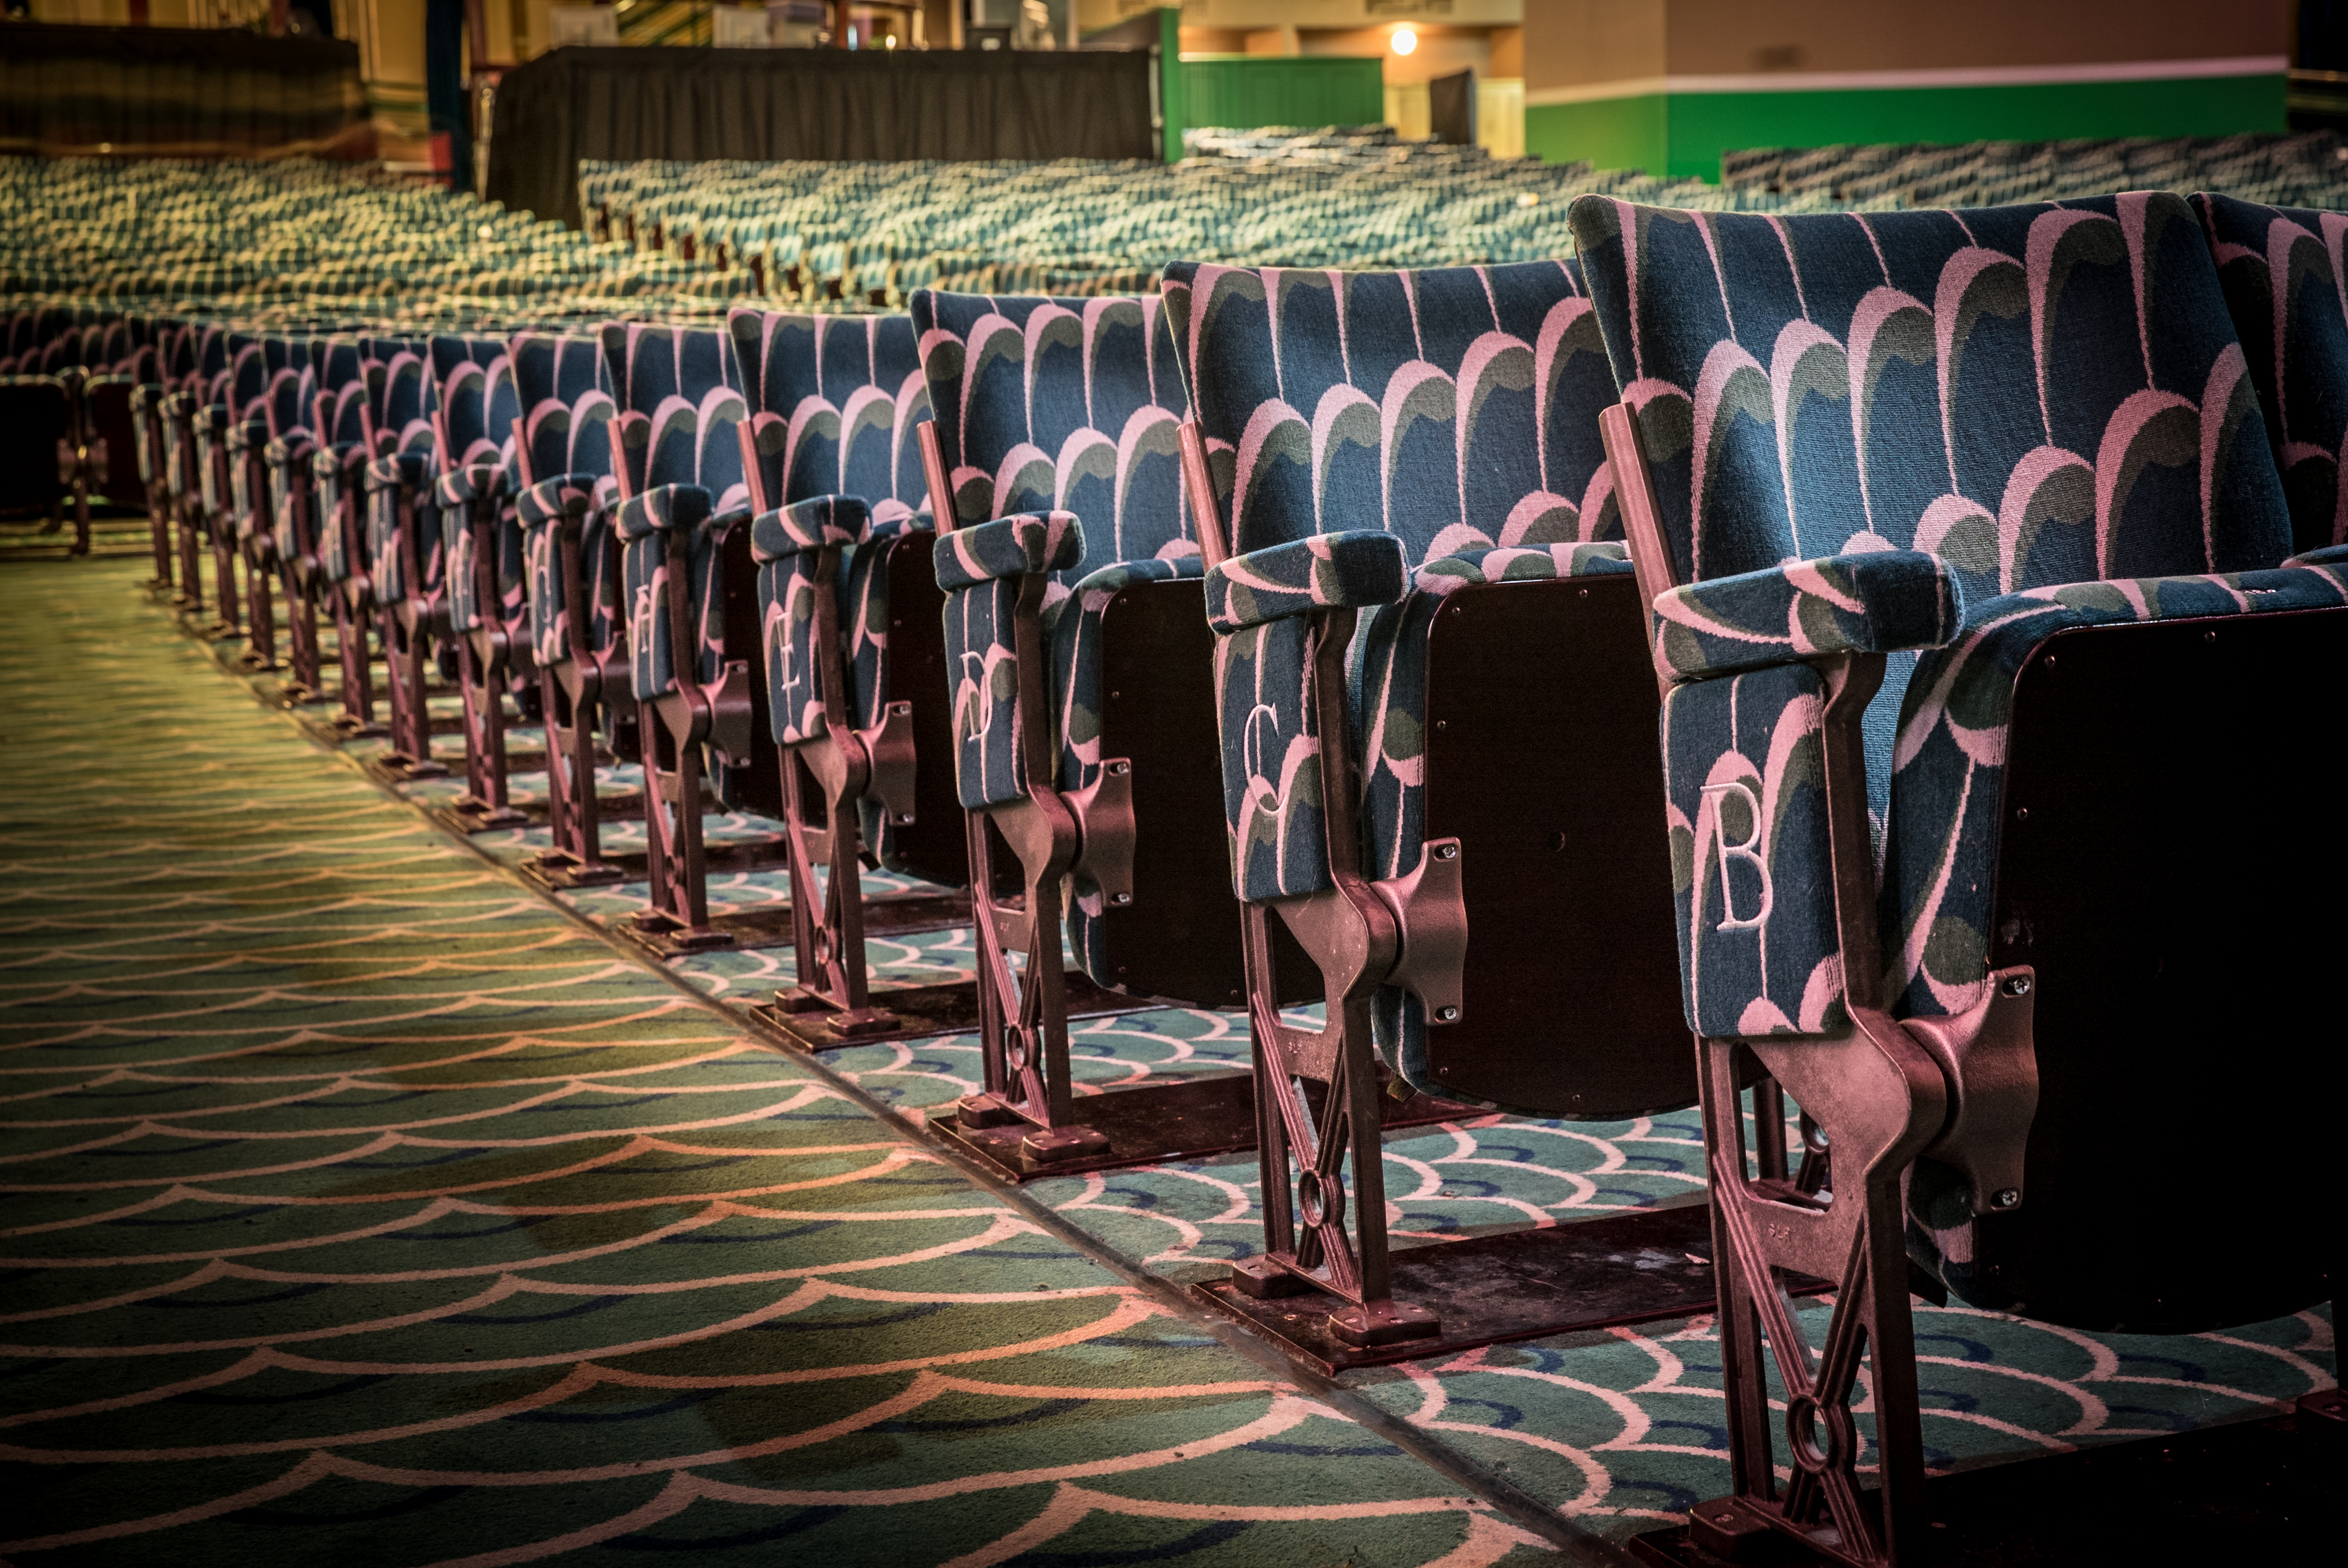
197, 331, 263, 530
309, 337, 378, 594
912, 290, 1199, 984
509, 332, 622, 673
727, 310, 930, 744
599, 323, 752, 703
363, 342, 441, 618
260, 337, 327, 570
228, 335, 308, 553
911, 291, 1198, 806
1565, 192, 2348, 1046
1161, 258, 1630, 1088
428, 336, 526, 654
2193, 191, 2348, 558
1162, 261, 1628, 886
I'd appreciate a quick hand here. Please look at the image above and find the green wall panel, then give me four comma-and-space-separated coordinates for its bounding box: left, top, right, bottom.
1525, 96, 1667, 177
1178, 57, 1386, 138
1529, 73, 2287, 182
1665, 74, 2289, 181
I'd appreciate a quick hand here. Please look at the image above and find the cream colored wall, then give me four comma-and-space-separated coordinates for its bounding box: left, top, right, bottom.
1303, 24, 1486, 85
1526, 0, 2290, 93
1664, 0, 2289, 76
1083, 0, 1520, 33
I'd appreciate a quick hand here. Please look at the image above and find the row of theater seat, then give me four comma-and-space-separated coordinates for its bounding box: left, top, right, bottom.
16, 175, 2342, 1567
580, 129, 2348, 310
0, 157, 730, 308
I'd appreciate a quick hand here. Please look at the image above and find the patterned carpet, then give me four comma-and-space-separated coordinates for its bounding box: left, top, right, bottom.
0, 557, 2332, 1567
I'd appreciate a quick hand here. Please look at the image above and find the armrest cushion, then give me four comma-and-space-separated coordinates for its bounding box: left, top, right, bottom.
434, 463, 510, 509
746, 493, 922, 563
1653, 549, 1957, 681
614, 482, 712, 543
1203, 530, 1408, 635
363, 450, 431, 492
2289, 542, 2348, 569
263, 433, 317, 469
516, 473, 606, 527
934, 510, 1083, 591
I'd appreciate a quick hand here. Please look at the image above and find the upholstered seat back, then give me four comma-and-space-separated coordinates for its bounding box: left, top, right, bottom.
727, 309, 928, 518
429, 335, 516, 476
725, 308, 931, 757
1160, 260, 1618, 566
1568, 194, 2293, 599
427, 336, 521, 637
511, 332, 622, 667
599, 324, 750, 698
910, 290, 1195, 812
600, 323, 748, 509
2193, 192, 2348, 554
911, 290, 1192, 582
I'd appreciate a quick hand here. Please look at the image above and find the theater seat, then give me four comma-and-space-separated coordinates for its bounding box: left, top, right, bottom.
729, 307, 953, 1028
1570, 188, 2346, 1567
1162, 258, 1693, 1344
912, 288, 1269, 1165
429, 335, 533, 829
511, 330, 630, 886
601, 322, 761, 950
365, 342, 449, 780
309, 335, 396, 740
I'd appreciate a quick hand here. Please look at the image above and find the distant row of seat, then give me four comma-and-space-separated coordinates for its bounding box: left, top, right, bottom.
579, 128, 2348, 311
13, 159, 2343, 1566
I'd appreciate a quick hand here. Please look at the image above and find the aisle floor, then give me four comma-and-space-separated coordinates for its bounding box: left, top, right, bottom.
1, 558, 2331, 1567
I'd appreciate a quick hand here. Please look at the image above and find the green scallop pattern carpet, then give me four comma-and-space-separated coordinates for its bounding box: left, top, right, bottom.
0, 557, 2332, 1566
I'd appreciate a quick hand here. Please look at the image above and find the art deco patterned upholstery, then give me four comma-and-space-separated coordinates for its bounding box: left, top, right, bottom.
1161, 259, 1630, 1088
2193, 191, 2348, 555
364, 342, 440, 620
509, 332, 622, 676
1566, 193, 2345, 1051
602, 324, 752, 705
912, 292, 1197, 798
726, 308, 930, 855
309, 336, 378, 599
911, 290, 1197, 978
428, 335, 527, 657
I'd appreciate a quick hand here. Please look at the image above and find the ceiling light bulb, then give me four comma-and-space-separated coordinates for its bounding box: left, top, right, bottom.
1392, 26, 1417, 56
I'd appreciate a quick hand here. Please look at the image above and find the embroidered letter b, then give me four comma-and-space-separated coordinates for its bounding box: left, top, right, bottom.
1700, 778, 1772, 931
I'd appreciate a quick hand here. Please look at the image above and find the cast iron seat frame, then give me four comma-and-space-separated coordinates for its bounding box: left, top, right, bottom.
613, 480, 762, 950
364, 444, 449, 782
226, 400, 279, 672
159, 389, 207, 616
429, 340, 536, 831
508, 332, 632, 890
129, 382, 174, 590
312, 370, 388, 741
186, 397, 247, 640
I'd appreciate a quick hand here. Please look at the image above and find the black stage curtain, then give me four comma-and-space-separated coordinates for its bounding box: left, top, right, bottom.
0, 24, 370, 160
487, 47, 1159, 229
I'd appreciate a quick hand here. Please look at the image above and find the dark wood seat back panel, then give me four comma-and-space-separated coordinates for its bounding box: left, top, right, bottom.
1091, 575, 1316, 1008
1421, 575, 1694, 1117
880, 532, 972, 891
1967, 604, 2346, 1332
711, 522, 785, 818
